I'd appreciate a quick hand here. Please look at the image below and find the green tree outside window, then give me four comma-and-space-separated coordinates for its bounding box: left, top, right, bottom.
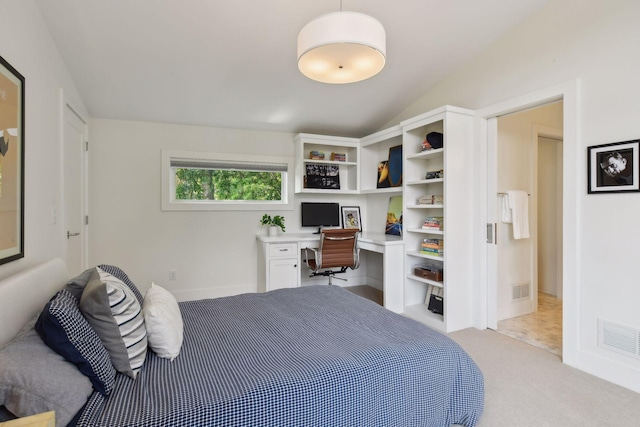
175, 168, 282, 201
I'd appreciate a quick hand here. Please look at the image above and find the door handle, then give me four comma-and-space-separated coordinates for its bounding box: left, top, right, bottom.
486, 223, 497, 244
67, 231, 80, 239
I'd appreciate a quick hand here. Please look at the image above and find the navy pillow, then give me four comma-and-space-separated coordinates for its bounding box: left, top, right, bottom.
97, 264, 144, 305
35, 289, 116, 396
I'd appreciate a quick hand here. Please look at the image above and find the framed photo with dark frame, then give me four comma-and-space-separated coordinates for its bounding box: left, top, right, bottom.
588, 139, 639, 194
0, 55, 25, 265
341, 206, 362, 231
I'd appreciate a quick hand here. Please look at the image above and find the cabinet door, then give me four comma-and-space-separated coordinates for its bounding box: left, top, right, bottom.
269, 258, 298, 290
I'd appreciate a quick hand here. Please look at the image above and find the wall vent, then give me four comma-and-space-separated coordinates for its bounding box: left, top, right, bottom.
598, 319, 640, 359
512, 283, 531, 301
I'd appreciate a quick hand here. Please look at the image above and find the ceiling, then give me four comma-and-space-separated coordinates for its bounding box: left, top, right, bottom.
35, 0, 550, 137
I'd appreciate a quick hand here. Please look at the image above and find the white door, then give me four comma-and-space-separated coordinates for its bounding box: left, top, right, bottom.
64, 104, 88, 276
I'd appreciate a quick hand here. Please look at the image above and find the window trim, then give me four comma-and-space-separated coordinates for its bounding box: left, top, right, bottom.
162, 150, 294, 211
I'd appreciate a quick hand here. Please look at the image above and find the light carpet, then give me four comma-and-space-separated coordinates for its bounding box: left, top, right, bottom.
448, 328, 640, 427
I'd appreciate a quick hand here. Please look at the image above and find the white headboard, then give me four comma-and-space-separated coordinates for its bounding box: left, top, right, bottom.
0, 258, 68, 347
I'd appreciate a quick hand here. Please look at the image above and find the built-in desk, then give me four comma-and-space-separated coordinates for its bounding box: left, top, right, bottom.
256, 232, 404, 313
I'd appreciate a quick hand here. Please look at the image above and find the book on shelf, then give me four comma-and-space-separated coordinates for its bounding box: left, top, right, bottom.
330, 152, 346, 161
309, 150, 325, 160
420, 239, 444, 255
422, 216, 444, 230
425, 169, 444, 180
417, 194, 444, 205
420, 248, 444, 256
421, 238, 444, 251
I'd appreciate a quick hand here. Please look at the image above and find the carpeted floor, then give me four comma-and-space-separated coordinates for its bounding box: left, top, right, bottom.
345, 286, 639, 426
448, 328, 640, 427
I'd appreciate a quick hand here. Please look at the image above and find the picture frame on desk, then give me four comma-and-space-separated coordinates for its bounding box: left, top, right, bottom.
341, 206, 362, 231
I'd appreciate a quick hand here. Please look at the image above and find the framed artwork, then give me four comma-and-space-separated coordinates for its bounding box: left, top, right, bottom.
385, 196, 403, 236
0, 55, 25, 265
387, 145, 403, 187
376, 160, 390, 188
305, 164, 340, 189
341, 206, 362, 231
588, 140, 639, 193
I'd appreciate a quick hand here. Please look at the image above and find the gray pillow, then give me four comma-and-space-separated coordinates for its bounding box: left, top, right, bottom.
80, 267, 148, 379
62, 267, 96, 302
0, 317, 93, 427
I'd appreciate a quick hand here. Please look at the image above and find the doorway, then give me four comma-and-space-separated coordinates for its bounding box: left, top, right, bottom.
63, 102, 89, 276
494, 113, 564, 355
479, 80, 578, 365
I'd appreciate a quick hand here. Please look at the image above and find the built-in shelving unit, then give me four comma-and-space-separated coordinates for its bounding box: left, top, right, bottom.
292, 105, 475, 333
400, 106, 474, 332
359, 126, 403, 195
293, 133, 360, 194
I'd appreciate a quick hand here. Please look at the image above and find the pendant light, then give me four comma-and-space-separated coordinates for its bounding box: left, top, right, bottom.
297, 3, 386, 84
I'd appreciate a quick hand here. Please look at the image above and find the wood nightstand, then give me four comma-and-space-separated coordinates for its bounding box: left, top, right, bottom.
0, 411, 55, 427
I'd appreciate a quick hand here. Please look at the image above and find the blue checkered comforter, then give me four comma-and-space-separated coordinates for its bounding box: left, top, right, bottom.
74, 286, 484, 426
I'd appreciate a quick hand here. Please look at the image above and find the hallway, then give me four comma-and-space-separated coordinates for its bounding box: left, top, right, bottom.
497, 292, 562, 356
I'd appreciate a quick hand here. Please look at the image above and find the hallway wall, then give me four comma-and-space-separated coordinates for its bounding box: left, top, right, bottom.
537, 137, 563, 297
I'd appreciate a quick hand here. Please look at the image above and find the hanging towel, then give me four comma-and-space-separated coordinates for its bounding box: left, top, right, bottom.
501, 195, 513, 224
504, 190, 530, 239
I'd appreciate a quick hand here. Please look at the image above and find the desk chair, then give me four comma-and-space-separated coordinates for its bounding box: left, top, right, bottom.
304, 229, 360, 285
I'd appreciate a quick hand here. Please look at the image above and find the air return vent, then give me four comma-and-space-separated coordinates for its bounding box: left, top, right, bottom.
598, 319, 640, 359
512, 283, 531, 301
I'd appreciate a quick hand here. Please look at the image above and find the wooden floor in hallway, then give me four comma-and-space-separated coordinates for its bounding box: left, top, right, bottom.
344, 285, 384, 306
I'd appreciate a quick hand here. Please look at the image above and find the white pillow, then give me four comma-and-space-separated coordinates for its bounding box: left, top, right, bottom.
142, 283, 183, 360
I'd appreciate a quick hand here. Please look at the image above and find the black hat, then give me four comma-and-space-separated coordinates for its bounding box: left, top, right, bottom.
426, 132, 444, 149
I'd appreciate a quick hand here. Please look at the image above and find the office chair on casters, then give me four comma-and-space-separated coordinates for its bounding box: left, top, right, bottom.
304, 228, 360, 285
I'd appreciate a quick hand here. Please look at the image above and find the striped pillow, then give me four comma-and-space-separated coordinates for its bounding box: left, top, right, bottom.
79, 268, 147, 379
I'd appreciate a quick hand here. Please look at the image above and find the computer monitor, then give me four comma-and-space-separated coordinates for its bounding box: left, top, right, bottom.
301, 202, 340, 233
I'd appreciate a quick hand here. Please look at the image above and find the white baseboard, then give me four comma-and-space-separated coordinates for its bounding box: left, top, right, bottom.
173, 284, 256, 302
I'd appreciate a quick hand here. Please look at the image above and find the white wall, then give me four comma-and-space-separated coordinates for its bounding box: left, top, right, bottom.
538, 136, 562, 297
89, 119, 290, 299
387, 0, 640, 393
0, 0, 85, 279
88, 119, 372, 299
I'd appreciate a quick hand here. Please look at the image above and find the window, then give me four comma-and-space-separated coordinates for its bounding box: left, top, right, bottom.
162, 150, 293, 211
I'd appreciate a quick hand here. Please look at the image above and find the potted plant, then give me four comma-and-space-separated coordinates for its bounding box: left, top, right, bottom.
260, 214, 285, 236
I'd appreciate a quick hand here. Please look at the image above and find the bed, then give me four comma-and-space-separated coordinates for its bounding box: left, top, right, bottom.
0, 259, 484, 426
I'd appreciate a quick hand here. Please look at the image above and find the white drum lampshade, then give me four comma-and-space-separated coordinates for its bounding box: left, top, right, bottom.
297, 12, 386, 84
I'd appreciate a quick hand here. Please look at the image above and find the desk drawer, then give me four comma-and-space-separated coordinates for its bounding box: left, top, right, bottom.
269, 243, 298, 257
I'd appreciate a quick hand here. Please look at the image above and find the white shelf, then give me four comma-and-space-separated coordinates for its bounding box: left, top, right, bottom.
406, 274, 443, 288
303, 159, 357, 166
406, 250, 443, 261
406, 204, 444, 209
406, 178, 444, 186
296, 188, 360, 195
407, 148, 444, 160
359, 187, 403, 195
403, 304, 444, 331
406, 227, 444, 235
